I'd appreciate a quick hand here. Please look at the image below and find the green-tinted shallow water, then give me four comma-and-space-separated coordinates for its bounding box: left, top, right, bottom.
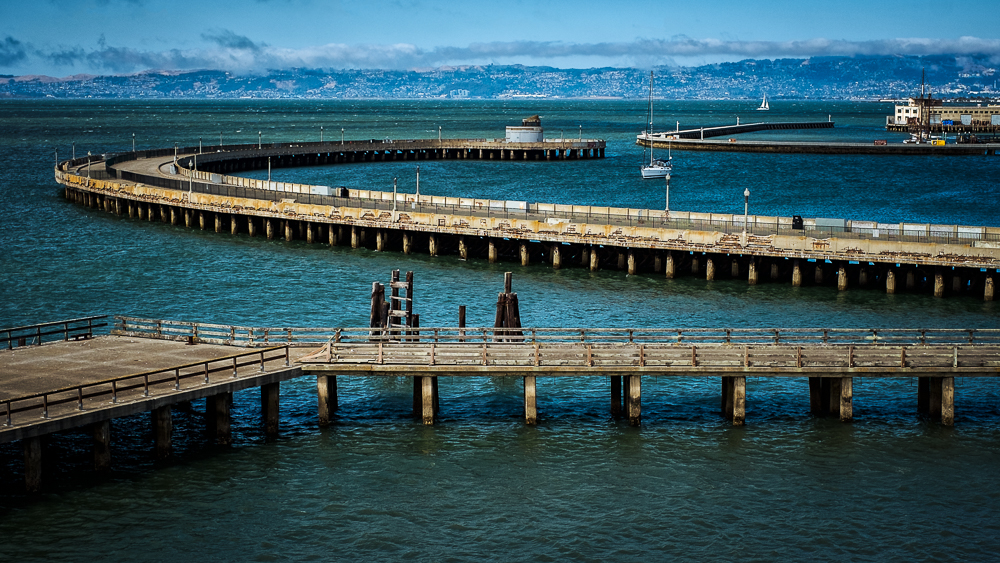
1, 100, 999, 561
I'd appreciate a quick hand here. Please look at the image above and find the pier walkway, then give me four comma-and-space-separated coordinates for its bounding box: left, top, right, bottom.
4, 315, 999, 492
55, 142, 999, 301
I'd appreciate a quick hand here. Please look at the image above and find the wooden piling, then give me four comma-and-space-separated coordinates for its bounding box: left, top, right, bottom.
552, 245, 562, 270
665, 252, 675, 278
488, 239, 498, 263
207, 393, 232, 445
524, 376, 537, 425
151, 405, 172, 459
262, 382, 280, 439
351, 226, 359, 249
420, 376, 436, 425
627, 251, 636, 275
627, 375, 641, 426
934, 270, 945, 298
520, 243, 530, 266
886, 268, 897, 294
732, 376, 746, 426
317, 375, 337, 426
24, 437, 42, 493
941, 377, 954, 426
706, 257, 716, 281
838, 265, 848, 291
838, 377, 853, 422
93, 420, 111, 472
748, 259, 759, 285
610, 376, 622, 418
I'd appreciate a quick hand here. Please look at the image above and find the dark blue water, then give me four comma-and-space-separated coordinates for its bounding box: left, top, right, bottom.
1, 100, 999, 561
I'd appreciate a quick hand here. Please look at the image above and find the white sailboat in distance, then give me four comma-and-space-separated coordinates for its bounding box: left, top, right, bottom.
756, 93, 769, 111
640, 71, 673, 179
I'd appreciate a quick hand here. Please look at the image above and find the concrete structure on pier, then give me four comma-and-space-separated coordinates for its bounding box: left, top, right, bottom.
55, 144, 1000, 302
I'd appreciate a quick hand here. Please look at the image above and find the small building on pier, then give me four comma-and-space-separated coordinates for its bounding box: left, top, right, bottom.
506, 115, 544, 142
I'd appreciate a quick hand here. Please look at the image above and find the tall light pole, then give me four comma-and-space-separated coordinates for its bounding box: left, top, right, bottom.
87, 151, 91, 179
174, 143, 178, 164
438, 126, 442, 141
190, 154, 196, 197
341, 128, 344, 145
742, 188, 750, 246
199, 137, 202, 154
258, 131, 262, 150
132, 133, 135, 152
579, 125, 582, 140
321, 126, 324, 143
665, 175, 670, 212
268, 157, 271, 182
392, 177, 398, 220
416, 165, 420, 198
72, 142, 76, 160
220, 131, 223, 147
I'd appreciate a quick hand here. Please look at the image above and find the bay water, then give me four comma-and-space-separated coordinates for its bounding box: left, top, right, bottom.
1, 99, 999, 561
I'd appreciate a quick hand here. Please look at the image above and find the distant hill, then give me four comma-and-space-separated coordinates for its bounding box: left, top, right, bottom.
1, 55, 997, 100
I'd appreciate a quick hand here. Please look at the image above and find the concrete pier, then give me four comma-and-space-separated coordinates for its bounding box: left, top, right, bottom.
722, 376, 746, 426
152, 405, 172, 459
261, 382, 279, 439
317, 375, 337, 426
524, 376, 537, 425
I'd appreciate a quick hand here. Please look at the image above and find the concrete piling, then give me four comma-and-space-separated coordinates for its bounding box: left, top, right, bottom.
488, 239, 498, 263
552, 245, 562, 270
151, 405, 172, 459
859, 267, 868, 287
706, 257, 716, 281
653, 254, 662, 273
986, 275, 995, 301
524, 376, 537, 425
792, 260, 802, 287
317, 375, 337, 426
627, 251, 636, 275
351, 226, 359, 249
665, 252, 675, 279
691, 257, 700, 276
199, 212, 206, 230
520, 243, 530, 266
771, 262, 780, 281
261, 382, 280, 439
838, 265, 848, 291
458, 236, 468, 260
284, 220, 293, 242
590, 247, 600, 271
248, 218, 257, 237
934, 270, 945, 298
886, 269, 897, 294
24, 437, 42, 493
814, 265, 824, 285
266, 219, 274, 240
617, 252, 626, 270
93, 420, 111, 472
306, 223, 315, 244
428, 234, 438, 256
731, 259, 740, 278
376, 230, 386, 251
402, 232, 412, 254
748, 259, 759, 285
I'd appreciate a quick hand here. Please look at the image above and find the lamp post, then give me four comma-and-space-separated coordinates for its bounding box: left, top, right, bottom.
742, 188, 750, 246
190, 154, 196, 197
219, 131, 223, 147
416, 165, 420, 198
174, 143, 178, 164
268, 157, 271, 182
87, 151, 91, 180
199, 137, 202, 154
132, 133, 135, 152
579, 125, 582, 140
392, 177, 398, 220
320, 126, 324, 143
72, 142, 76, 160
665, 175, 670, 212
438, 126, 442, 141
258, 131, 262, 150
341, 128, 344, 145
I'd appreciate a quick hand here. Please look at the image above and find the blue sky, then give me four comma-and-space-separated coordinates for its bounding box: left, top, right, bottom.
2, 0, 998, 76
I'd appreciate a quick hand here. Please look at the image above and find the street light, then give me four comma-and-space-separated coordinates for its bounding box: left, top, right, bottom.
199, 137, 202, 154
579, 125, 582, 140
132, 133, 135, 152
341, 127, 344, 145
174, 143, 178, 163
258, 131, 262, 150
742, 188, 750, 246
438, 126, 441, 141
665, 175, 670, 212
392, 177, 398, 220
87, 151, 92, 180
72, 142, 76, 160
268, 157, 271, 182
219, 131, 223, 147
416, 165, 420, 198
321, 126, 324, 143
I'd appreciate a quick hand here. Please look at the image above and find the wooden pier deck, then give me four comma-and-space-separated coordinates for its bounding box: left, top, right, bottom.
54, 143, 999, 302
4, 316, 1000, 492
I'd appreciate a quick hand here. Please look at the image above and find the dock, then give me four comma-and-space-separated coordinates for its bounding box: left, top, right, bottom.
55, 141, 999, 302
4, 315, 1000, 492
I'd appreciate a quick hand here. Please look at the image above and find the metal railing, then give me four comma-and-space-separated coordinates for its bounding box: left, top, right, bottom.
2, 346, 289, 428
112, 317, 1000, 347
2, 316, 110, 349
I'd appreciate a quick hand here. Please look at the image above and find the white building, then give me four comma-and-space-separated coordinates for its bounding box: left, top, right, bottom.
505, 115, 544, 142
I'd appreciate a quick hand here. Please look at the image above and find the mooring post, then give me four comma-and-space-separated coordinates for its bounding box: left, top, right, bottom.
317, 375, 337, 426
152, 405, 172, 459
93, 420, 111, 472
262, 382, 280, 439
524, 376, 537, 425
24, 437, 42, 493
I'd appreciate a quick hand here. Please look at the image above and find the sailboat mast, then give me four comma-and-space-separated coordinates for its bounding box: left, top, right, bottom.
648, 71, 654, 165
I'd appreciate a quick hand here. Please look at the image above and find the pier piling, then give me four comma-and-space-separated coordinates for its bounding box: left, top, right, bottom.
317, 375, 337, 426
152, 405, 172, 459
93, 420, 111, 472
24, 437, 42, 493
524, 376, 537, 425
262, 382, 280, 439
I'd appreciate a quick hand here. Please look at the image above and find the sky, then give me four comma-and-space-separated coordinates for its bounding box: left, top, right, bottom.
2, 0, 999, 77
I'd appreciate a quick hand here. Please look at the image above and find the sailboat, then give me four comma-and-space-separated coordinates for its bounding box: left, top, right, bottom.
640, 71, 673, 179
756, 93, 769, 111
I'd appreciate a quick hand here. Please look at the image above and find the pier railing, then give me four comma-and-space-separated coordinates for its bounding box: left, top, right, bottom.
2, 316, 110, 349
113, 316, 1000, 347
2, 345, 289, 428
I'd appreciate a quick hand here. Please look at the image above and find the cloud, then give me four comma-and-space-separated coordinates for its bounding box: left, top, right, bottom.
0, 36, 28, 67
201, 30, 265, 53
19, 36, 1000, 74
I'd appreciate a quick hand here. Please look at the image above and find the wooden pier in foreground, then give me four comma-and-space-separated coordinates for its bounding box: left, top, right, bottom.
54, 142, 999, 302
4, 315, 999, 492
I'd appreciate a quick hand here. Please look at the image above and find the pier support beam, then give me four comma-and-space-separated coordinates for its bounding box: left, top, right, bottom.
809, 377, 852, 421
838, 265, 848, 291
748, 259, 759, 286
24, 437, 42, 493
610, 376, 622, 418
590, 247, 600, 271
986, 275, 995, 301
934, 270, 945, 298
93, 420, 111, 472
198, 212, 206, 231
792, 260, 802, 287
415, 376, 437, 425
691, 257, 700, 277
705, 257, 716, 281
552, 245, 562, 270
266, 219, 275, 240
328, 225, 338, 246
261, 382, 280, 439
284, 220, 293, 242
627, 251, 637, 275
771, 262, 780, 281
722, 376, 746, 426
230, 215, 239, 235
402, 232, 412, 254
886, 268, 897, 294
428, 234, 438, 257
731, 259, 740, 279
859, 267, 868, 287
306, 223, 315, 244
906, 270, 916, 291
152, 405, 172, 459
665, 252, 675, 279
626, 375, 641, 426
654, 254, 662, 273
488, 240, 498, 263
617, 252, 626, 271
376, 230, 386, 251
248, 218, 257, 237
351, 226, 359, 249
928, 377, 955, 426
814, 264, 824, 285
524, 376, 537, 425
458, 237, 468, 260
207, 393, 232, 445
317, 375, 337, 426
520, 243, 530, 266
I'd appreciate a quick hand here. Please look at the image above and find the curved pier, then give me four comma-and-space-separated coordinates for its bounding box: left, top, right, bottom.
55, 140, 999, 301
639, 133, 1000, 155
